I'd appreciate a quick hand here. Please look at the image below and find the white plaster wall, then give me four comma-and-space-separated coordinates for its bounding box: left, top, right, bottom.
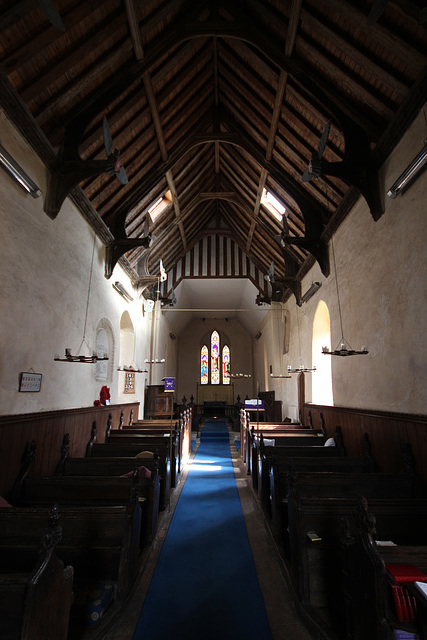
0, 109, 176, 416
274, 105, 427, 415
144, 301, 178, 389
176, 316, 253, 404
1, 104, 426, 417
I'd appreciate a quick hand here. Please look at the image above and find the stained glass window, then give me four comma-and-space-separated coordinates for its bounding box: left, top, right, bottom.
201, 345, 208, 384
222, 345, 230, 384
211, 331, 220, 384
200, 332, 231, 384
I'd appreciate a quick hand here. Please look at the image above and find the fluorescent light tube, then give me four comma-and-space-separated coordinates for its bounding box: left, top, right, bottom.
387, 139, 427, 199
0, 142, 42, 198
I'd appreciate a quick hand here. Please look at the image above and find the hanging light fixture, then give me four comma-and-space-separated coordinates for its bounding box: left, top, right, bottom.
230, 372, 252, 378
54, 348, 108, 364
322, 239, 368, 357
54, 235, 108, 364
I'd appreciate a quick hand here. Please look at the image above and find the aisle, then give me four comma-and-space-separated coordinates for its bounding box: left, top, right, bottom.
132, 420, 273, 640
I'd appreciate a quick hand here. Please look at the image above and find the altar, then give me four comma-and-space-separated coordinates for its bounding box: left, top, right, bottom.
197, 383, 234, 405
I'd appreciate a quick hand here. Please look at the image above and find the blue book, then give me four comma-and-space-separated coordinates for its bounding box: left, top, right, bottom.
393, 630, 419, 639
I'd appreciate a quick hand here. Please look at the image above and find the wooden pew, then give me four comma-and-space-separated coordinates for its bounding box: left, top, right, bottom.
86, 422, 174, 490
122, 419, 187, 473
103, 429, 179, 488
256, 428, 344, 511
88, 439, 174, 493
12, 471, 158, 547
270, 447, 375, 544
287, 488, 427, 637
121, 407, 193, 466
245, 424, 321, 474
57, 439, 167, 513
341, 496, 427, 640
0, 505, 74, 640
239, 409, 298, 466
249, 429, 327, 483
243, 410, 324, 467
0, 502, 141, 608
107, 428, 181, 475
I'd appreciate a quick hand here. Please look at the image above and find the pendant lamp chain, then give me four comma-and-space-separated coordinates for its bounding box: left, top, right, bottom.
82, 233, 97, 347
331, 237, 348, 348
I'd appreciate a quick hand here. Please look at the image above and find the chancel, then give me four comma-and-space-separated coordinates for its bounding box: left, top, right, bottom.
1, 3, 427, 640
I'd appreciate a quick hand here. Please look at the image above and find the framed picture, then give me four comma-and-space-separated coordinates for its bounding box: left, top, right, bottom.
19, 372, 42, 392
123, 370, 135, 394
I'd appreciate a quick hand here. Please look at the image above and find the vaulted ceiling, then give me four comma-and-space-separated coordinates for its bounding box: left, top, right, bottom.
1, 0, 426, 310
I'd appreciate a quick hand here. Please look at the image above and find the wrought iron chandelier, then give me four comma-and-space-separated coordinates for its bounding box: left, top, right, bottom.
54, 236, 109, 364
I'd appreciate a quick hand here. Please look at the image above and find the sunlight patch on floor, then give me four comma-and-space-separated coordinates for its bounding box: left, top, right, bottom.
190, 463, 222, 471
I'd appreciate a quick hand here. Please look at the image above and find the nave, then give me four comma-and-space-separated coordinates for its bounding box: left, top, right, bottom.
103, 419, 315, 640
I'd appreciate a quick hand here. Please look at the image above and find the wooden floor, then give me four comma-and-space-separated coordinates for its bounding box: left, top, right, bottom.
90, 426, 317, 640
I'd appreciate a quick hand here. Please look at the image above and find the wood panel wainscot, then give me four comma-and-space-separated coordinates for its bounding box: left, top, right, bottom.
0, 403, 140, 498
303, 404, 427, 490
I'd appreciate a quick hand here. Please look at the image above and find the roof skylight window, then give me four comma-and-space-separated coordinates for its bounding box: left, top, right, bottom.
148, 190, 172, 222
261, 188, 286, 221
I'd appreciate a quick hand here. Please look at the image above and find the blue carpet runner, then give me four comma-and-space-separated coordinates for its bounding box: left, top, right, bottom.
132, 420, 273, 640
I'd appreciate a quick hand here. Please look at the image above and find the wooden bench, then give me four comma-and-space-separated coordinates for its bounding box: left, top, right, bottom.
287, 490, 427, 637
341, 496, 427, 640
270, 448, 375, 543
241, 409, 323, 465
103, 429, 179, 487
119, 410, 192, 466
108, 428, 182, 474
124, 420, 187, 473
12, 472, 157, 547
57, 447, 166, 516
256, 432, 344, 512
0, 502, 141, 610
0, 505, 74, 640
249, 429, 327, 482
246, 428, 322, 473
88, 440, 174, 491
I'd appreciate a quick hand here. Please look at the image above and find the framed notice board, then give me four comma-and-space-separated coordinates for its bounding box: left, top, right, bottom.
19, 372, 42, 392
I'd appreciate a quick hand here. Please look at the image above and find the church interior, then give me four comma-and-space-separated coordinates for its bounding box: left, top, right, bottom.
1, 1, 427, 639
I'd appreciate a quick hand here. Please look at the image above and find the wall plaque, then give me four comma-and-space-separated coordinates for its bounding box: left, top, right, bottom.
123, 369, 135, 394
19, 372, 42, 392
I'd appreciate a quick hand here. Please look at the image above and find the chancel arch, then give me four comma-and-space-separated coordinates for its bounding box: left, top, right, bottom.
312, 301, 333, 406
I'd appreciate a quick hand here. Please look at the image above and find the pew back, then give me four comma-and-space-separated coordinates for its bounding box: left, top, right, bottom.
59, 455, 168, 511
0, 504, 141, 600
287, 495, 427, 636
0, 508, 74, 640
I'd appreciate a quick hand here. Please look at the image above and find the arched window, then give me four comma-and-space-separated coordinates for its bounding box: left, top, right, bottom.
95, 318, 115, 382
120, 311, 135, 368
201, 345, 208, 385
222, 345, 230, 385
200, 331, 231, 384
312, 301, 333, 405
211, 331, 220, 384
